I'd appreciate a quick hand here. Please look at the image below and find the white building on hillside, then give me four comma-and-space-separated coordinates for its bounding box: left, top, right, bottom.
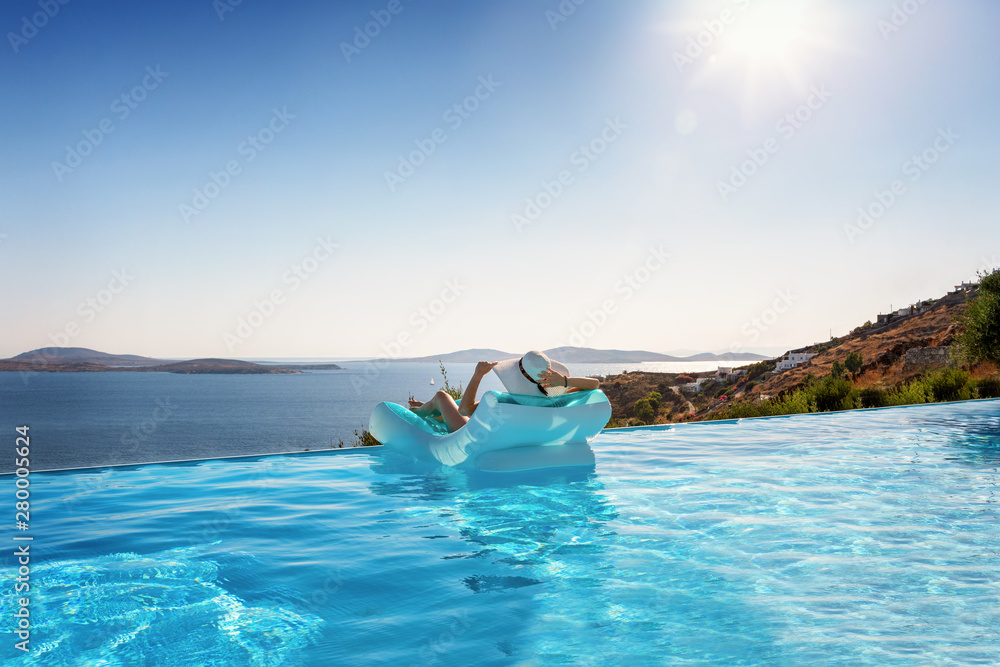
775, 352, 816, 372
715, 367, 746, 382
681, 377, 715, 393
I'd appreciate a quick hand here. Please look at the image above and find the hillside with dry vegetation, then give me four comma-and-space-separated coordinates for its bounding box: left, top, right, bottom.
603, 278, 1000, 427
743, 290, 968, 402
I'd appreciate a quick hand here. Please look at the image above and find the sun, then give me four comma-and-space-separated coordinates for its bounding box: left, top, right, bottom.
723, 0, 811, 63
681, 0, 852, 114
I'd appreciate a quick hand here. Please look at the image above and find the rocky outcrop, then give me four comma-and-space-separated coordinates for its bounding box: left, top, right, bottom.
902, 346, 955, 371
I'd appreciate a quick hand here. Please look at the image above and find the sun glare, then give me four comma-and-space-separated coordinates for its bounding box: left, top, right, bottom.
675, 0, 850, 116
722, 0, 808, 64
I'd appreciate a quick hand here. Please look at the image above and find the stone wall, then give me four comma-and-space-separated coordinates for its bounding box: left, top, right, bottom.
903, 346, 954, 371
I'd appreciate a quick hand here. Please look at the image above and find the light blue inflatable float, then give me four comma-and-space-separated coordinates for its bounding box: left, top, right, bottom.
369, 390, 612, 472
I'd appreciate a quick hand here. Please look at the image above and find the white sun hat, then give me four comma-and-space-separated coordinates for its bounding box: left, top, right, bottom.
492, 350, 570, 397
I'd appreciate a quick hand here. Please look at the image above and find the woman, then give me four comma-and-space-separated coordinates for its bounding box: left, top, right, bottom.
408, 360, 496, 433
491, 350, 600, 397
408, 351, 600, 433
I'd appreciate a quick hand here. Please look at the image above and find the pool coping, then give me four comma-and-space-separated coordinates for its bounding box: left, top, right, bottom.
7, 396, 997, 476
2, 444, 381, 477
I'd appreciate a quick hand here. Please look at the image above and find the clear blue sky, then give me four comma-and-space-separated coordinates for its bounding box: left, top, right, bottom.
2, 0, 997, 359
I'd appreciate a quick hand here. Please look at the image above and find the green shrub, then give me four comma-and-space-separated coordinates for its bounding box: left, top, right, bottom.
926, 368, 972, 402
713, 402, 769, 419
781, 391, 814, 414
956, 271, 1000, 364
973, 376, 1000, 399
355, 427, 382, 447
708, 386, 813, 421
438, 361, 464, 401
338, 426, 382, 448
743, 360, 775, 381
858, 386, 888, 408
743, 381, 757, 393
634, 398, 655, 423
631, 391, 663, 423
884, 380, 930, 407
810, 375, 855, 412
845, 351, 863, 376
710, 365, 997, 423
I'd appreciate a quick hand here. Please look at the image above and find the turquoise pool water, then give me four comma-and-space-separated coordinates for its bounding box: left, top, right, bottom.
3, 399, 999, 665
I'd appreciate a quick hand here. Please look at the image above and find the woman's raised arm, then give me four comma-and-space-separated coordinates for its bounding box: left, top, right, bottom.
459, 361, 497, 416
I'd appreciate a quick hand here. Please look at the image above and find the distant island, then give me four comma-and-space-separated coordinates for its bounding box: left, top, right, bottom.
0, 345, 771, 374
371, 346, 771, 364
0, 348, 343, 374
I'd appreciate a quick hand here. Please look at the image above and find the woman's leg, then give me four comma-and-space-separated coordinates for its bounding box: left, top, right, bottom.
413, 390, 468, 432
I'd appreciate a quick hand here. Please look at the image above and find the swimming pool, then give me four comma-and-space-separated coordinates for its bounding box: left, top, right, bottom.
3, 399, 998, 665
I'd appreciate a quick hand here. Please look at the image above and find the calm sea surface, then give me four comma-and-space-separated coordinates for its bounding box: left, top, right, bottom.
0, 361, 722, 473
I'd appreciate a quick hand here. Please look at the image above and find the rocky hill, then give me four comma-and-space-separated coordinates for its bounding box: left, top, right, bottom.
10, 347, 166, 366
0, 348, 342, 374
600, 284, 982, 424
745, 288, 971, 402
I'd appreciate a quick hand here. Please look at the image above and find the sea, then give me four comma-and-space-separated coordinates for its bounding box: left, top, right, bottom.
1, 361, 727, 473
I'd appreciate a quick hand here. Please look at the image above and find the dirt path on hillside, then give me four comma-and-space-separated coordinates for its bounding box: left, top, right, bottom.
670, 385, 696, 415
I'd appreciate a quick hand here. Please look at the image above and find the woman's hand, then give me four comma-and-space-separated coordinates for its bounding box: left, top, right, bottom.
539, 367, 567, 389
474, 361, 497, 378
